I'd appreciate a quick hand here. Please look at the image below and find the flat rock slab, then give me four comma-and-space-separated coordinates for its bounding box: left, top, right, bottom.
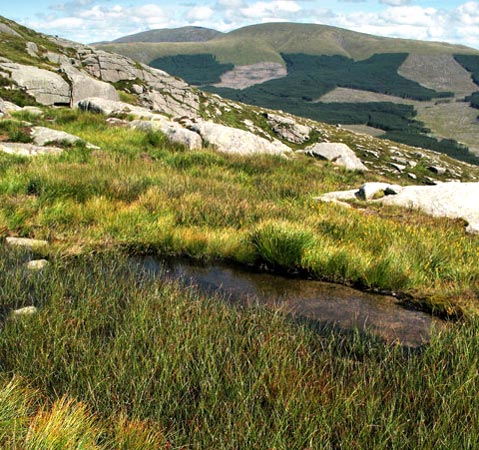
130, 119, 202, 150
379, 182, 479, 233
0, 142, 63, 157
0, 62, 71, 105
31, 126, 98, 149
5, 237, 48, 250
303, 142, 367, 171
185, 120, 292, 156
318, 182, 479, 234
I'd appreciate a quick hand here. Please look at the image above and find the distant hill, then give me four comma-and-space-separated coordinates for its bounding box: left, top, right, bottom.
96, 22, 479, 156
107, 26, 223, 44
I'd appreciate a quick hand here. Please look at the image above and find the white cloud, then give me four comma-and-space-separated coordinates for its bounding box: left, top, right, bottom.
380, 0, 411, 6
239, 1, 301, 18
186, 6, 215, 21
21, 0, 479, 49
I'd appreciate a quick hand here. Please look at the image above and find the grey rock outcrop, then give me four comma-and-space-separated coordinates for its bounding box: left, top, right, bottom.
303, 142, 367, 171
130, 119, 202, 150
0, 23, 21, 37
185, 119, 292, 156
25, 42, 39, 58
0, 142, 63, 157
266, 113, 311, 144
76, 97, 153, 117
317, 182, 479, 234
61, 64, 119, 105
379, 182, 479, 233
0, 61, 71, 105
30, 126, 98, 149
0, 97, 6, 117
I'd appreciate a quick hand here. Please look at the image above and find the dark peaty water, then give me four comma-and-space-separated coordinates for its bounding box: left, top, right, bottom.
137, 257, 444, 347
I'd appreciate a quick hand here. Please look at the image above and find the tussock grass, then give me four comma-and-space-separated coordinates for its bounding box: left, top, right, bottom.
0, 108, 477, 315
0, 248, 479, 447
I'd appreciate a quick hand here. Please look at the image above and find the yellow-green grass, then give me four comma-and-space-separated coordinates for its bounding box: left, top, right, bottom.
0, 108, 478, 316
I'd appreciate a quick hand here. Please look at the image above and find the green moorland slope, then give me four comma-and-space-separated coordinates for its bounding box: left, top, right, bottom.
1, 16, 479, 448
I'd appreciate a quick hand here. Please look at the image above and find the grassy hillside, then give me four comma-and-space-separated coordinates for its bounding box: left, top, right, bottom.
96, 23, 479, 159
0, 107, 478, 448
98, 22, 479, 66
2, 18, 479, 448
109, 26, 223, 44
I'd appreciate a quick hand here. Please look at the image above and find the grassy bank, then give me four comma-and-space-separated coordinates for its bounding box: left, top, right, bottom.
1, 247, 479, 448
0, 109, 478, 316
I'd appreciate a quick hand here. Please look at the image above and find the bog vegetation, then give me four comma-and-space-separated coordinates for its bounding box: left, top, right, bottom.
0, 107, 479, 448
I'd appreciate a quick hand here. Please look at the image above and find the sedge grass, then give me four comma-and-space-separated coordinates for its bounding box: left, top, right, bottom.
0, 248, 478, 448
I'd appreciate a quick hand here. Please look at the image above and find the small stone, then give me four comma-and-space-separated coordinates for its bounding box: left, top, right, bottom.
5, 237, 48, 250
408, 173, 417, 180
26, 259, 49, 271
12, 306, 38, 316
428, 166, 446, 175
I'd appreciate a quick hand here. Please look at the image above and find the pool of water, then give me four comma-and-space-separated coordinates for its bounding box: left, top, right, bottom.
137, 257, 444, 347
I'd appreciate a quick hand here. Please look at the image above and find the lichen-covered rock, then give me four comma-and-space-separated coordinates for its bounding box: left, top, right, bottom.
30, 126, 98, 149
0, 61, 71, 105
185, 119, 292, 156
266, 113, 311, 144
303, 142, 367, 171
61, 64, 119, 105
129, 119, 202, 150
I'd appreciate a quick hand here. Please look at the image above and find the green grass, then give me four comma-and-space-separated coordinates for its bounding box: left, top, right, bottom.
1, 247, 479, 448
0, 108, 476, 316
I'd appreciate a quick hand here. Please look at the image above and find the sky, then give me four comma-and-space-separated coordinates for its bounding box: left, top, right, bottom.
2, 0, 479, 48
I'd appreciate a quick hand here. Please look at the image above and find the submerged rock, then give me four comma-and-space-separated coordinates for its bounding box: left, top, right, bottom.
303, 142, 367, 171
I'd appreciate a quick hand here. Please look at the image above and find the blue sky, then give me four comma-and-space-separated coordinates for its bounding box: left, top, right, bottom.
3, 0, 479, 48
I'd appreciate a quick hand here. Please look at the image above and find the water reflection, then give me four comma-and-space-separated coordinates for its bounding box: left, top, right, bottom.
138, 257, 444, 347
